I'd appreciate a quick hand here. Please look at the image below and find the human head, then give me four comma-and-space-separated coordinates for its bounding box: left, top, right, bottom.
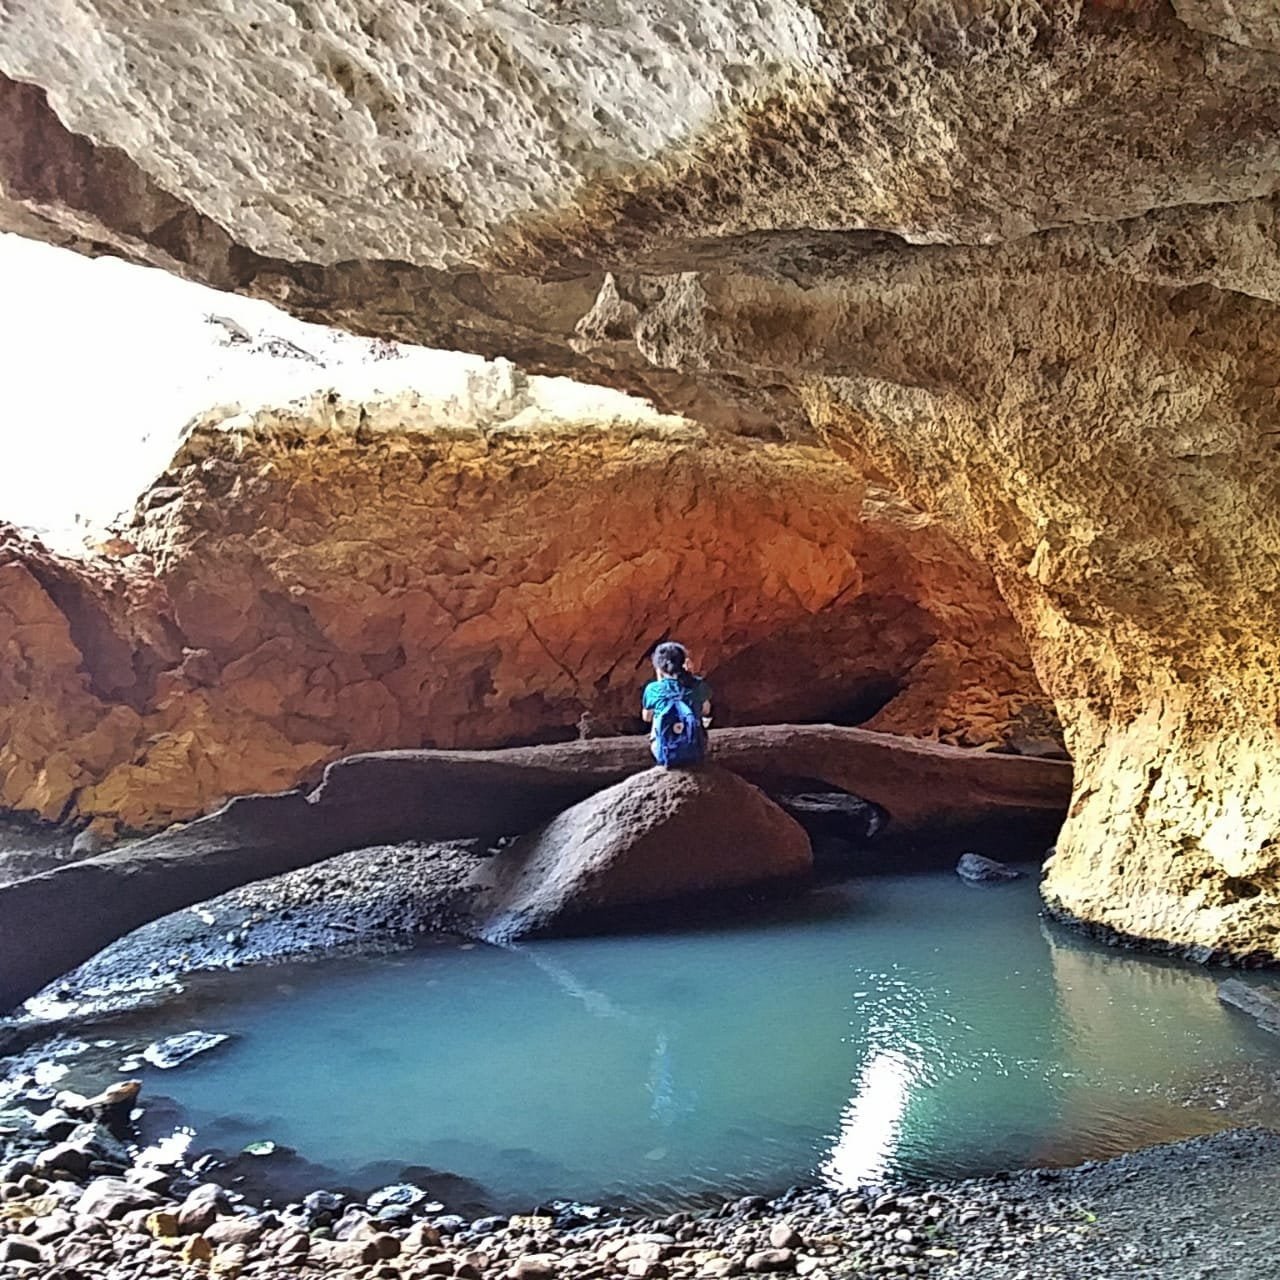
652, 641, 689, 678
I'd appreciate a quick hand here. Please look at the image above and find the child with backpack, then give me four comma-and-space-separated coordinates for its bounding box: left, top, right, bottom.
642, 641, 713, 767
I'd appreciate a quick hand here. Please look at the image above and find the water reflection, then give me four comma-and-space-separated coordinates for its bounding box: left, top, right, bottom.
822, 1046, 922, 1186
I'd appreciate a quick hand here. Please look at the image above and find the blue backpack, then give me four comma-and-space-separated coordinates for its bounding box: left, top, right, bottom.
653, 685, 705, 768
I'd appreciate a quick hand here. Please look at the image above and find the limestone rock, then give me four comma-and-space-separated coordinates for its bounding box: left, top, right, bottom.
465, 766, 812, 939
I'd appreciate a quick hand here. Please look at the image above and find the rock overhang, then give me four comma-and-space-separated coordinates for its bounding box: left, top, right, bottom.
4, 2, 1280, 956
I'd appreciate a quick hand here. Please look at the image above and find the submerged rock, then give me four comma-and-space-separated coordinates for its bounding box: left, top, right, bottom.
142, 1032, 230, 1070
463, 767, 812, 941
1217, 979, 1280, 1035
956, 854, 1023, 885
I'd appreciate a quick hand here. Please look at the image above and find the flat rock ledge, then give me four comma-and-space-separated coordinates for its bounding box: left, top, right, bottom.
0, 725, 1070, 1014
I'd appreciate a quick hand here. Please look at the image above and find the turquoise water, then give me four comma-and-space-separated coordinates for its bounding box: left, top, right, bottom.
87, 872, 1280, 1212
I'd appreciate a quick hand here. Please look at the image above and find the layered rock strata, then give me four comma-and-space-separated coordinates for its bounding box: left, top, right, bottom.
0, 391, 1047, 832
5, 2, 1279, 952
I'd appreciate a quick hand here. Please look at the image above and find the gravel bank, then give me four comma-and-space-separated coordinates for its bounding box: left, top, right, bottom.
1, 1088, 1277, 1280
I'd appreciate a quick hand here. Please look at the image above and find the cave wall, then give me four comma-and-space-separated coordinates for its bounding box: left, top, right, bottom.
0, 392, 1046, 832
3, 1, 1280, 953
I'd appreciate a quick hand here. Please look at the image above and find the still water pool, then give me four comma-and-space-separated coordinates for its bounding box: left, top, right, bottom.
71, 871, 1280, 1212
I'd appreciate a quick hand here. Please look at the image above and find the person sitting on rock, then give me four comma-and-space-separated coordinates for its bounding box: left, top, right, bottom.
642, 641, 713, 766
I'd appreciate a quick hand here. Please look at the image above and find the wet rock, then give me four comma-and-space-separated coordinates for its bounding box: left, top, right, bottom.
775, 792, 885, 844
85, 1080, 142, 1126
367, 1182, 432, 1213
0, 1159, 34, 1183
956, 853, 1023, 884
32, 1140, 90, 1178
1217, 979, 1280, 1034
71, 826, 110, 857
124, 1166, 172, 1194
32, 1108, 78, 1140
300, 1188, 344, 1227
142, 1031, 230, 1069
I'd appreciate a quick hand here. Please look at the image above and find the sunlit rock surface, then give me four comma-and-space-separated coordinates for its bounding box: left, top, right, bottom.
4, 2, 1280, 952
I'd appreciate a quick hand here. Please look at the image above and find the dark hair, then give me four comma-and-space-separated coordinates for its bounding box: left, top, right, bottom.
653, 641, 697, 690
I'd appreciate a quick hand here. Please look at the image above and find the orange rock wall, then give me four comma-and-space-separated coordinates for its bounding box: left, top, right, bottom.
0, 396, 1050, 832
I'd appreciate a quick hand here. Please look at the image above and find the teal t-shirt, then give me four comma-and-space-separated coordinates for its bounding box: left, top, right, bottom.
643, 676, 712, 716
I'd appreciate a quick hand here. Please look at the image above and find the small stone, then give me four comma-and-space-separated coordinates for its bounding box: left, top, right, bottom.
628, 1261, 669, 1279
769, 1226, 804, 1251
178, 1183, 230, 1234
405, 1222, 445, 1252
75, 1177, 164, 1220
0, 1160, 34, 1183
27, 1210, 74, 1244
179, 1234, 213, 1264
509, 1253, 559, 1280
72, 825, 109, 856
301, 1188, 344, 1227
33, 1141, 90, 1178
456, 1262, 484, 1279
424, 1257, 458, 1276
125, 1166, 173, 1194
211, 1241, 249, 1276
32, 1109, 78, 1141
697, 1258, 740, 1279
370, 1231, 402, 1260
147, 1210, 182, 1239
0, 1238, 45, 1264
745, 1251, 795, 1274
204, 1215, 265, 1247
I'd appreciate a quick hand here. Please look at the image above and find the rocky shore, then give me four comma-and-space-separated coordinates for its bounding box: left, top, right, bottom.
1, 1067, 1276, 1280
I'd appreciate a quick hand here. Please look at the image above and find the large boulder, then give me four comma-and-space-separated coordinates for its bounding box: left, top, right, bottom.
464, 766, 812, 940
